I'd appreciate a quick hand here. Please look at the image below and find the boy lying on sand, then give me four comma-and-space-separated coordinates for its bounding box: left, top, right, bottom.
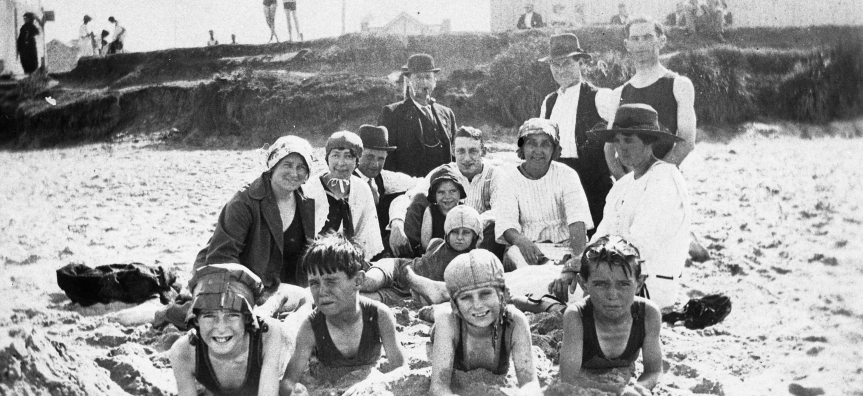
169, 264, 294, 396
430, 249, 540, 396
281, 233, 407, 395
362, 205, 482, 305
559, 235, 662, 394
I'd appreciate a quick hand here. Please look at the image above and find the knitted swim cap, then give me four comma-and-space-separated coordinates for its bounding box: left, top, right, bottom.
517, 118, 560, 148
444, 205, 482, 237
444, 249, 506, 300
427, 165, 466, 204
264, 135, 315, 171
185, 264, 264, 327
325, 131, 364, 161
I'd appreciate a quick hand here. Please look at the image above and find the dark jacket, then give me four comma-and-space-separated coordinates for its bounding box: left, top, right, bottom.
193, 173, 317, 289
517, 12, 545, 29
378, 98, 456, 178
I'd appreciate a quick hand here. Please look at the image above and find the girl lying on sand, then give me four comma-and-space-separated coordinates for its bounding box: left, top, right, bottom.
430, 249, 540, 396
169, 264, 294, 396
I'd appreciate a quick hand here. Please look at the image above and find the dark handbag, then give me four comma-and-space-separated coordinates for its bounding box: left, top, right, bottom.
56, 263, 178, 306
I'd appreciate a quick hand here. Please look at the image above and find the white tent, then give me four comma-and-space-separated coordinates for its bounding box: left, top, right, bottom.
2, 0, 45, 77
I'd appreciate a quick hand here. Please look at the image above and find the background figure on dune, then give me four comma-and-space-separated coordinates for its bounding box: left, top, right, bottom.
17, 12, 42, 74
282, 0, 302, 42
263, 0, 280, 42
77, 15, 96, 60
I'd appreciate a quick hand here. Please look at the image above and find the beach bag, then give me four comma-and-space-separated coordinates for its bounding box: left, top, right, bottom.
56, 263, 178, 306
662, 294, 732, 329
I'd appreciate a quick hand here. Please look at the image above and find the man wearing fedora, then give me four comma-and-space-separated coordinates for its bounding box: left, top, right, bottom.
539, 33, 616, 235
603, 16, 696, 179
353, 125, 420, 257
378, 53, 457, 178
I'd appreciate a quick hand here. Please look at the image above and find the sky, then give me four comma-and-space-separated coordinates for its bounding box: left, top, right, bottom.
40, 0, 492, 51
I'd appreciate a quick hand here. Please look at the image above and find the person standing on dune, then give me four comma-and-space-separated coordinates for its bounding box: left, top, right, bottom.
263, 0, 280, 43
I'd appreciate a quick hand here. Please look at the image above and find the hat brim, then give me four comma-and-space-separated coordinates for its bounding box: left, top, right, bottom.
364, 145, 397, 152
538, 51, 592, 63
589, 128, 685, 143
401, 67, 441, 73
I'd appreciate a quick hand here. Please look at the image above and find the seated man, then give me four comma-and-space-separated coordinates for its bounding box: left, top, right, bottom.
169, 264, 294, 396
430, 249, 540, 395
559, 236, 662, 394
495, 118, 593, 271
391, 126, 505, 258
281, 233, 407, 395
361, 205, 483, 306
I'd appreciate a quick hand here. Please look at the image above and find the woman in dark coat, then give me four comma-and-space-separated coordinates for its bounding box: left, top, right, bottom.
17, 12, 41, 74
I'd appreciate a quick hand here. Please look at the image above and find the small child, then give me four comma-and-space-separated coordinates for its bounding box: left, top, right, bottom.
559, 235, 662, 394
430, 249, 540, 395
362, 205, 482, 306
281, 233, 406, 394
169, 264, 294, 396
407, 166, 467, 253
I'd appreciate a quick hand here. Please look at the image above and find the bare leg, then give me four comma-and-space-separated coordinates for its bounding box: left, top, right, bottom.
285, 11, 294, 42
291, 11, 302, 41
360, 265, 389, 292
404, 266, 450, 304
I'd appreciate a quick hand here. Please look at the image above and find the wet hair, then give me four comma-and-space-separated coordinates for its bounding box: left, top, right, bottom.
299, 232, 365, 279
624, 16, 666, 38
453, 126, 485, 146
580, 235, 643, 280
619, 131, 660, 146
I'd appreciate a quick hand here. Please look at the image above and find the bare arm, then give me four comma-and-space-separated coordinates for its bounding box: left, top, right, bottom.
663, 76, 696, 166
502, 228, 543, 266
508, 308, 540, 395
258, 319, 294, 396
550, 222, 587, 300
168, 334, 199, 396
280, 318, 316, 394
637, 299, 663, 390
376, 304, 407, 369
429, 307, 459, 396
558, 306, 584, 384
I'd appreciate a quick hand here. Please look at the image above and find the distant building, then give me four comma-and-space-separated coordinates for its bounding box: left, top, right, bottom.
489, 0, 863, 31
361, 12, 451, 36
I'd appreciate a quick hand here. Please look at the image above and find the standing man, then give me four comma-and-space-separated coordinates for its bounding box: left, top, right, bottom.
378, 53, 457, 178
282, 0, 303, 42
539, 33, 615, 235
206, 30, 218, 46
353, 125, 419, 256
605, 16, 696, 179
77, 15, 96, 60
610, 3, 630, 25
16, 12, 42, 74
107, 17, 126, 54
517, 3, 545, 29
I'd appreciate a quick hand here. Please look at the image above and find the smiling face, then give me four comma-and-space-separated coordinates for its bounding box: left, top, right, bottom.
520, 133, 556, 170
307, 269, 361, 317
455, 286, 502, 328
357, 148, 388, 179
625, 22, 666, 66
407, 72, 437, 105
613, 133, 654, 170
435, 180, 461, 215
447, 227, 476, 252
579, 262, 639, 321
270, 153, 310, 195
550, 56, 584, 89
327, 148, 357, 179
197, 309, 249, 356
453, 137, 484, 179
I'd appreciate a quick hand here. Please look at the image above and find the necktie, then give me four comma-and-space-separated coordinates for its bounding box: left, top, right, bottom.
368, 177, 380, 205
420, 105, 435, 122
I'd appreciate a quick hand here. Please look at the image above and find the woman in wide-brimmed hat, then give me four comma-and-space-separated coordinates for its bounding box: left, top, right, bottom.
552, 103, 691, 310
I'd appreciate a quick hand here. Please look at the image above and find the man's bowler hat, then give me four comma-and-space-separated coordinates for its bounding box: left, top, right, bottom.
358, 125, 397, 152
589, 104, 684, 143
402, 53, 441, 74
539, 33, 591, 62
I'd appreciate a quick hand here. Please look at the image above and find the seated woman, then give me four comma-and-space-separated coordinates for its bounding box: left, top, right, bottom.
281, 233, 407, 395
169, 264, 294, 396
361, 205, 482, 306
404, 165, 468, 255
559, 236, 662, 394
307, 131, 384, 260
430, 250, 540, 396
191, 135, 327, 317
553, 104, 691, 310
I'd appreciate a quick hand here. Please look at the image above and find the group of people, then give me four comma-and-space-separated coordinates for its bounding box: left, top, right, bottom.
169, 15, 695, 396
207, 30, 238, 47
75, 14, 126, 61
263, 0, 303, 43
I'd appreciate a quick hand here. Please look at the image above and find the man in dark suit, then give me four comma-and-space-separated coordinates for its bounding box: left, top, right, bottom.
378, 53, 457, 178
517, 3, 545, 29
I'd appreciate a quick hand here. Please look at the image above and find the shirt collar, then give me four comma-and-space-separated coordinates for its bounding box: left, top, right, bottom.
557, 81, 582, 96
354, 169, 371, 182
